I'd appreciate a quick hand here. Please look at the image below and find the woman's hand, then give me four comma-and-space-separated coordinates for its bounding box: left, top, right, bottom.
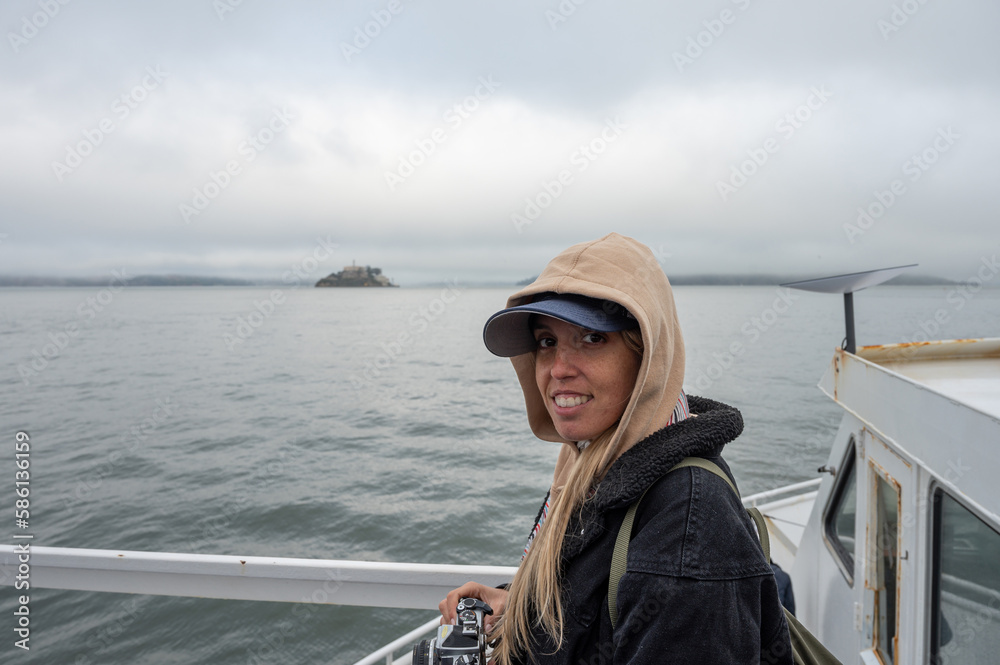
438, 581, 508, 633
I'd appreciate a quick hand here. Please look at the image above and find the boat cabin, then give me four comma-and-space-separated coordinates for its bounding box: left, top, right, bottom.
765, 338, 1000, 664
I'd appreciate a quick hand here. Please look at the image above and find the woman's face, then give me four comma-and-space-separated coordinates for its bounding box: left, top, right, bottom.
532, 315, 641, 443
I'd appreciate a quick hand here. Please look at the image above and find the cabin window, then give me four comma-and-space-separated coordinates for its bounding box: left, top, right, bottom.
873, 474, 899, 664
931, 491, 1000, 665
823, 437, 857, 583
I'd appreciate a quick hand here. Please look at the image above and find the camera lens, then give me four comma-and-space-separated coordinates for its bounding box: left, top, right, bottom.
412, 639, 432, 665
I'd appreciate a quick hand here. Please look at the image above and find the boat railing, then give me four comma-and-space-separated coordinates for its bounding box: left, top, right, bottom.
743, 477, 822, 507
351, 616, 439, 665
0, 479, 822, 665
0, 546, 516, 610
0, 544, 515, 665
356, 477, 826, 665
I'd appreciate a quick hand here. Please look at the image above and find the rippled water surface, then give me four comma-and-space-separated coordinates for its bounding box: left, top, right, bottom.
0, 284, 997, 663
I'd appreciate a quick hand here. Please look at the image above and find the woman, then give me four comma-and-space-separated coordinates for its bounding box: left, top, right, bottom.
440, 233, 792, 664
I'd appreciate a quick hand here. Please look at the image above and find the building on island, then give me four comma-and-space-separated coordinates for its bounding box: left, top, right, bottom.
315, 263, 398, 287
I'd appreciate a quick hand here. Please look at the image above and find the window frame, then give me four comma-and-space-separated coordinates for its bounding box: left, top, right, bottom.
930, 487, 945, 663
823, 435, 858, 586
871, 470, 900, 665
929, 486, 1000, 664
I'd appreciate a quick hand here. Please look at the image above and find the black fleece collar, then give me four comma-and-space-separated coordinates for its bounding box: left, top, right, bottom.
591, 395, 744, 511
557, 396, 744, 562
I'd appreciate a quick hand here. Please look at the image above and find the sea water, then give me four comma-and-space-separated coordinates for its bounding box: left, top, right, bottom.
0, 284, 997, 664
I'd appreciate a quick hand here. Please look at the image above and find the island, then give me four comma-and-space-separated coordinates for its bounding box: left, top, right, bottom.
315, 263, 398, 287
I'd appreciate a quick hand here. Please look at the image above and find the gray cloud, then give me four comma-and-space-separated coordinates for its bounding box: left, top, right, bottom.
2, 0, 998, 284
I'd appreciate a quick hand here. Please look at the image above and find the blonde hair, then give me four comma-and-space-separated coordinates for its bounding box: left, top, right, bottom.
492, 327, 643, 663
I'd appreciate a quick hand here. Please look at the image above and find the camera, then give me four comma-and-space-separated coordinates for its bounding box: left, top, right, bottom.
412, 597, 493, 665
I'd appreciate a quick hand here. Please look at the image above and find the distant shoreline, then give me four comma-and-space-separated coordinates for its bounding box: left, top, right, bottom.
0, 275, 256, 287
0, 273, 966, 288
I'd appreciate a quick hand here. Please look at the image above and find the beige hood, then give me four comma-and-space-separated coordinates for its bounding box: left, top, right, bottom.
504, 233, 685, 490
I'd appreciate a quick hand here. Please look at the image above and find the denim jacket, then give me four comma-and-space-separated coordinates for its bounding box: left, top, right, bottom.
515, 396, 793, 665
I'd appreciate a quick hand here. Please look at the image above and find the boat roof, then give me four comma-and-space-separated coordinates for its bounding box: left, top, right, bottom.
857, 338, 1000, 420
819, 337, 1000, 522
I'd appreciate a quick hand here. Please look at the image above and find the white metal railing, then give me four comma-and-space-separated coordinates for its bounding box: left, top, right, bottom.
351, 616, 438, 665
0, 545, 515, 611
743, 477, 822, 507
356, 478, 826, 664
0, 480, 820, 664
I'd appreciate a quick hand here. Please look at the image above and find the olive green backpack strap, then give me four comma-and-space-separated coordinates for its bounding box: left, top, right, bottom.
664, 459, 778, 558
748, 504, 770, 561
608, 486, 648, 630
608, 456, 734, 629
670, 459, 770, 558
607, 457, 843, 665
609, 457, 764, 628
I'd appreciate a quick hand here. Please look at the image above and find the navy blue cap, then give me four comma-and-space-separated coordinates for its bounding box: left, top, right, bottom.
483, 293, 638, 357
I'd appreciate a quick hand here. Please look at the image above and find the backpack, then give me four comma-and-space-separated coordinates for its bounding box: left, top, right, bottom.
608, 457, 842, 665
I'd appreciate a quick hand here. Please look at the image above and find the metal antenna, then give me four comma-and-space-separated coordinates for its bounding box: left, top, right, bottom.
780, 264, 917, 354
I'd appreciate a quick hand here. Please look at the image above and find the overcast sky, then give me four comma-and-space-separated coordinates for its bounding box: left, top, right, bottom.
2, 0, 998, 285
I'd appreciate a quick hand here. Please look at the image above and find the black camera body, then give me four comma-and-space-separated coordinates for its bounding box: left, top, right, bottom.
412, 598, 493, 665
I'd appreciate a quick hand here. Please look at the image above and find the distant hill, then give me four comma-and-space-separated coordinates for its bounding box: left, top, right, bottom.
671, 273, 958, 287
0, 275, 255, 287
513, 273, 960, 287
0, 272, 962, 289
